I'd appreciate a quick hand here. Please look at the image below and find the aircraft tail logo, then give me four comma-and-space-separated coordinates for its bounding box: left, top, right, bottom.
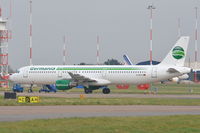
172, 46, 185, 60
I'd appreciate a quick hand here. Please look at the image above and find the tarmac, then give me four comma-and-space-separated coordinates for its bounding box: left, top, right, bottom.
0, 92, 200, 122
0, 105, 200, 122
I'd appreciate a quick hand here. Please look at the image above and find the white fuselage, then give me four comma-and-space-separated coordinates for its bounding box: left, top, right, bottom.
9, 65, 191, 86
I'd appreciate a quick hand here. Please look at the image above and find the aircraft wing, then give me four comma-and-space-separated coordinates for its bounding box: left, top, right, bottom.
68, 72, 97, 83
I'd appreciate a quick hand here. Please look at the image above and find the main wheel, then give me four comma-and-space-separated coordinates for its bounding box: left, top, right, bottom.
84, 88, 92, 94
102, 88, 110, 94
89, 89, 93, 93
106, 88, 110, 94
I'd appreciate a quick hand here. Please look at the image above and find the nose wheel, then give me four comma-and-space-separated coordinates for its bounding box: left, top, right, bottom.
28, 84, 33, 93
102, 88, 110, 94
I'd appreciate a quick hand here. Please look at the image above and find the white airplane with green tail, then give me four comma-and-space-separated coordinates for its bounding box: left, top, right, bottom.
9, 36, 191, 94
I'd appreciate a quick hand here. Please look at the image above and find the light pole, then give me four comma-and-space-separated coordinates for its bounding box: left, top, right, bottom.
194, 7, 198, 82
147, 4, 156, 65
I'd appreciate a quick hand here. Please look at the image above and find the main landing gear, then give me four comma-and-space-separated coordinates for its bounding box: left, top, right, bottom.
84, 86, 111, 94
84, 87, 93, 94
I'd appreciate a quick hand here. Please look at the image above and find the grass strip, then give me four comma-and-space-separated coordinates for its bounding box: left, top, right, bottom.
1, 96, 200, 106
0, 115, 200, 133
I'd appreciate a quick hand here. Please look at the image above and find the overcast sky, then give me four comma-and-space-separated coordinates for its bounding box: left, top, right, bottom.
0, 0, 200, 69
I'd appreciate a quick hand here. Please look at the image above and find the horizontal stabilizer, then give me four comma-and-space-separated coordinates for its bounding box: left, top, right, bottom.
167, 68, 180, 73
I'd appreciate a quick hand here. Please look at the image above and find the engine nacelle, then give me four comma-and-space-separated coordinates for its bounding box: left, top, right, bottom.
56, 80, 75, 90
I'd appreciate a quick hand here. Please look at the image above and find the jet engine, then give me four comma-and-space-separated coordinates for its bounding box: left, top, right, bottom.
55, 80, 76, 90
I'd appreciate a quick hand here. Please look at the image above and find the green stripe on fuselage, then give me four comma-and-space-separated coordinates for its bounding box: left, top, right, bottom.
29, 67, 147, 71
56, 67, 146, 71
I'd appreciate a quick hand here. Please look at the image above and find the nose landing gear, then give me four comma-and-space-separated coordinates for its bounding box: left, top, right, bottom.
84, 87, 93, 94
28, 84, 33, 93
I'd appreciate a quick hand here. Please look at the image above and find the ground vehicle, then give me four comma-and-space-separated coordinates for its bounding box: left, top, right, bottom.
12, 84, 24, 93
39, 85, 57, 93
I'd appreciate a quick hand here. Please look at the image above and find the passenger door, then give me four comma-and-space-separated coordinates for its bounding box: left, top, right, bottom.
23, 70, 28, 78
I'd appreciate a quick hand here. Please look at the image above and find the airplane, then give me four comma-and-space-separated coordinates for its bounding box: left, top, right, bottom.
9, 36, 191, 94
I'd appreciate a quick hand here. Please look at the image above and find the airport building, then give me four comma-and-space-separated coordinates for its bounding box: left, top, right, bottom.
185, 62, 200, 82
